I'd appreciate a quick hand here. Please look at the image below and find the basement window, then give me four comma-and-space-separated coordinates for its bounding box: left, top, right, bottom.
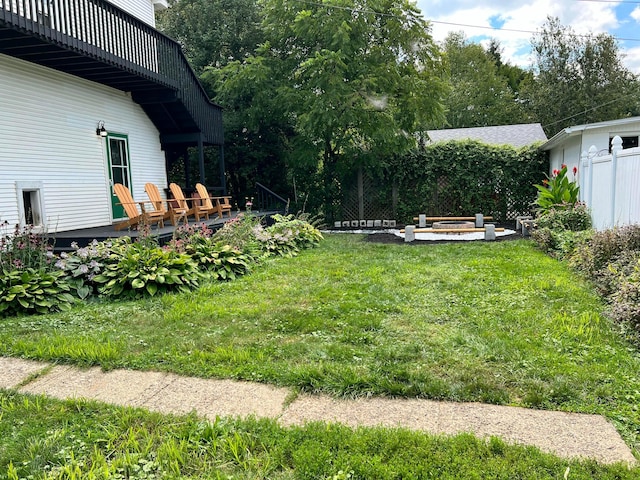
16, 182, 46, 230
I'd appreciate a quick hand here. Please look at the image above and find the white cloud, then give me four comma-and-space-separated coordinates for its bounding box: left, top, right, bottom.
631, 7, 640, 23
416, 0, 632, 71
621, 45, 640, 74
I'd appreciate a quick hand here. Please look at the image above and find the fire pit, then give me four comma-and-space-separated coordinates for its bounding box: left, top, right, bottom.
432, 220, 475, 230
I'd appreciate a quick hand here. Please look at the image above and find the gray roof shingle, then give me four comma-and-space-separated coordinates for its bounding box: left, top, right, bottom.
426, 123, 547, 148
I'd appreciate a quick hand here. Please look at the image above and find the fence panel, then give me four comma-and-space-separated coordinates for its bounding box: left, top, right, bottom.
582, 138, 640, 230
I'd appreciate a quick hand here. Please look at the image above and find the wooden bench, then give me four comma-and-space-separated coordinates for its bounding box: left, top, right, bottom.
412, 216, 494, 222
401, 227, 505, 234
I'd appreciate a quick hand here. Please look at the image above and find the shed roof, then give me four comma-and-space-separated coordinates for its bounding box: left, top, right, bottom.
539, 116, 640, 151
426, 123, 547, 148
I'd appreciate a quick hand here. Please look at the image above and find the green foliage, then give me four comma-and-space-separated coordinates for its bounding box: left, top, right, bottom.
531, 228, 593, 260
170, 223, 251, 281
2, 392, 638, 479
534, 218, 640, 338
54, 240, 108, 299
521, 16, 640, 136
0, 268, 75, 316
212, 213, 264, 257
390, 140, 548, 222
534, 165, 580, 212
610, 260, 640, 331
570, 225, 640, 278
211, 0, 448, 220
92, 238, 201, 299
0, 221, 54, 271
535, 203, 592, 231
438, 33, 530, 128
265, 213, 324, 251
156, 0, 262, 74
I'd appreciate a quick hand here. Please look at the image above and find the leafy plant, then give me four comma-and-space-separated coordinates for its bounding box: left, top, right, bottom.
92, 239, 201, 298
534, 165, 580, 213
212, 213, 263, 257
0, 221, 54, 271
534, 203, 591, 232
0, 268, 75, 316
269, 213, 324, 249
610, 262, 640, 330
54, 240, 108, 299
391, 141, 548, 223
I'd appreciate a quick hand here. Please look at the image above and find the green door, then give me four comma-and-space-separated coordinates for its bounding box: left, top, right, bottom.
106, 134, 132, 220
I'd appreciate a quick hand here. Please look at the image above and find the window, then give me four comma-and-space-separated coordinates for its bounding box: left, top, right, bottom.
16, 181, 46, 230
609, 135, 639, 152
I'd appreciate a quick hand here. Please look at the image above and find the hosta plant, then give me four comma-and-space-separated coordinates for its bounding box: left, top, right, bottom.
0, 268, 75, 316
92, 239, 201, 299
170, 229, 251, 281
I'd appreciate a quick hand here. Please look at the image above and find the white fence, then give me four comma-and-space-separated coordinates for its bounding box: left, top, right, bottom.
581, 136, 640, 230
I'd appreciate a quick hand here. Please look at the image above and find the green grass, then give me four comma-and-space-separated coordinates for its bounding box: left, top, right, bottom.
1, 234, 640, 461
0, 390, 637, 479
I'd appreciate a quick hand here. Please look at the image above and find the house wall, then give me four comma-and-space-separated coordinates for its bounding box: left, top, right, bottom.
549, 135, 581, 182
0, 53, 167, 233
109, 0, 158, 27
549, 122, 640, 202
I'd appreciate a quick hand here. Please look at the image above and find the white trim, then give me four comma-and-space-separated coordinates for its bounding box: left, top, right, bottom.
15, 181, 47, 232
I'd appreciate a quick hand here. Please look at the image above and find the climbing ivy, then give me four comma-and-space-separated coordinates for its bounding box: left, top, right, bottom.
387, 140, 548, 223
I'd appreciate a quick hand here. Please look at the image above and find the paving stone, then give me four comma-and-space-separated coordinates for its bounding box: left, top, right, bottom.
0, 357, 49, 389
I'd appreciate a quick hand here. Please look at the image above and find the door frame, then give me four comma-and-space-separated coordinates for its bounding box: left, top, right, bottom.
105, 133, 132, 221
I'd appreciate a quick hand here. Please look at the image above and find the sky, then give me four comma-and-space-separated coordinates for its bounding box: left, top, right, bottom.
415, 0, 640, 74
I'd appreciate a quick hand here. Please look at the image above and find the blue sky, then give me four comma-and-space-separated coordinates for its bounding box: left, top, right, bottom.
415, 0, 640, 73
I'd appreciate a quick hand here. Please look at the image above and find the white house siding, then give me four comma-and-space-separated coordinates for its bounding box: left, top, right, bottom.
0, 53, 167, 233
109, 0, 157, 27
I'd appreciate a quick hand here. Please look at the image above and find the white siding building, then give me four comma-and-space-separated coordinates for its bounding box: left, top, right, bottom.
0, 0, 223, 235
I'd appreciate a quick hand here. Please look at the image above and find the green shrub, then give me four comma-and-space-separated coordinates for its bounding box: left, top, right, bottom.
609, 260, 640, 330
570, 225, 640, 277
269, 213, 324, 249
212, 213, 264, 257
0, 268, 75, 316
534, 203, 591, 232
92, 238, 201, 299
531, 228, 592, 260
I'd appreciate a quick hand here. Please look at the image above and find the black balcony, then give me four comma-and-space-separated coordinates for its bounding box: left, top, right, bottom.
0, 0, 222, 146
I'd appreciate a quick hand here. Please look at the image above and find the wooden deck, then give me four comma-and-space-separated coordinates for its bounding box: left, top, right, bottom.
51, 211, 277, 252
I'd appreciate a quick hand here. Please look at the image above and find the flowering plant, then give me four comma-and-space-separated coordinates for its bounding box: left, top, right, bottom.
0, 221, 55, 271
245, 196, 254, 212
534, 164, 580, 213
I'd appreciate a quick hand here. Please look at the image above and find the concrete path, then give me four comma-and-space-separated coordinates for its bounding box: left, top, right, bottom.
0, 357, 635, 465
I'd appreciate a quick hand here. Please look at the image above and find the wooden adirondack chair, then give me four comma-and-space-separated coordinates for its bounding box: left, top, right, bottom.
144, 182, 188, 226
215, 195, 233, 218
169, 183, 209, 222
195, 183, 232, 219
113, 183, 164, 231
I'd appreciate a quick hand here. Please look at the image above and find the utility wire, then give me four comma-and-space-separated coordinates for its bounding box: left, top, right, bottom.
542, 92, 639, 130
287, 0, 640, 43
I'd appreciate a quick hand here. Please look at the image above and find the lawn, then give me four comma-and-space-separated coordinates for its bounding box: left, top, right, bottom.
1, 234, 640, 477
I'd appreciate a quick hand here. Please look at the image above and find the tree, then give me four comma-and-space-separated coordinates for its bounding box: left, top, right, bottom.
521, 17, 640, 137
157, 0, 262, 73
436, 33, 530, 128
215, 0, 447, 218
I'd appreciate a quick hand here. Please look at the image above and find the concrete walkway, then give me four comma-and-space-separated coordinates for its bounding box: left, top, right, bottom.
0, 357, 636, 466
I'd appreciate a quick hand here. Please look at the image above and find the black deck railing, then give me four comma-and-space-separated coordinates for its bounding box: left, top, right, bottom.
0, 0, 222, 144
255, 182, 288, 213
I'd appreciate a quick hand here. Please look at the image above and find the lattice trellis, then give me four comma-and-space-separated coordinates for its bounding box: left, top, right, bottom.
340, 168, 395, 221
